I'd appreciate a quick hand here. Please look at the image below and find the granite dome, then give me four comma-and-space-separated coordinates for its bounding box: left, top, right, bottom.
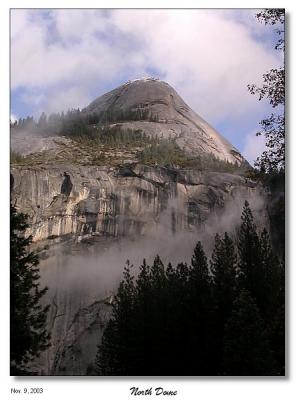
84, 78, 245, 165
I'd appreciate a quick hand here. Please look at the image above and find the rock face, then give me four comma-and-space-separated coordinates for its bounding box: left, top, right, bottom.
11, 164, 262, 244
35, 284, 112, 376
84, 78, 245, 165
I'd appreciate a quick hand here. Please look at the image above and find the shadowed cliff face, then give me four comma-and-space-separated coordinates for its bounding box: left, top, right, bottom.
84, 78, 245, 165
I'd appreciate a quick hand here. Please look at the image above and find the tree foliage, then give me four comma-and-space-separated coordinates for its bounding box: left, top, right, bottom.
10, 205, 50, 375
256, 9, 285, 50
96, 202, 284, 376
138, 138, 238, 171
222, 290, 275, 375
248, 8, 285, 172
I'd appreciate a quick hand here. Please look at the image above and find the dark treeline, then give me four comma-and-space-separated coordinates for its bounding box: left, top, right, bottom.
95, 201, 285, 376
74, 125, 158, 148
11, 109, 95, 137
138, 140, 238, 171
10, 106, 160, 138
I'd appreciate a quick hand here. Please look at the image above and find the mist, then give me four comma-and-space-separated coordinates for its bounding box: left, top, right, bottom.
10, 129, 59, 156
39, 188, 267, 305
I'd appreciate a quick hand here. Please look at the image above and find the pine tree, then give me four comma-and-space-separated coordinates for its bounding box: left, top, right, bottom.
210, 233, 238, 370
236, 202, 284, 375
188, 241, 214, 374
189, 241, 212, 329
10, 205, 50, 375
222, 290, 275, 376
211, 233, 238, 317
189, 241, 210, 290
259, 228, 281, 317
238, 201, 283, 321
238, 201, 264, 309
260, 229, 284, 374
96, 261, 136, 375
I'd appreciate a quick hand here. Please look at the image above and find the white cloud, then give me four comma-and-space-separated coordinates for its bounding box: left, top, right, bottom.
53, 10, 109, 41
11, 9, 281, 124
111, 9, 281, 122
242, 131, 267, 165
10, 9, 28, 40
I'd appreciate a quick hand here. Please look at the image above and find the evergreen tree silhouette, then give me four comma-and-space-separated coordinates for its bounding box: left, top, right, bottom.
10, 205, 50, 375
238, 201, 264, 310
211, 232, 237, 370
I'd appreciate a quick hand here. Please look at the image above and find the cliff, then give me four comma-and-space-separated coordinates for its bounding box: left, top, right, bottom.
11, 164, 261, 245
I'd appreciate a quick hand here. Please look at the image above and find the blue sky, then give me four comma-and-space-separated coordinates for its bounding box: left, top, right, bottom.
10, 9, 284, 164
